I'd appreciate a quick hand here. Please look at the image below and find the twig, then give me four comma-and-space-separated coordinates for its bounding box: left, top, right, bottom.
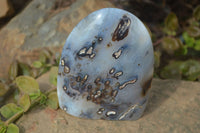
45, 87, 57, 95
4, 111, 23, 126
153, 38, 163, 46
3, 87, 57, 125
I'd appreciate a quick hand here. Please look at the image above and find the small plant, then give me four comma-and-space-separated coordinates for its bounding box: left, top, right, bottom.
0, 49, 60, 133
154, 4, 200, 81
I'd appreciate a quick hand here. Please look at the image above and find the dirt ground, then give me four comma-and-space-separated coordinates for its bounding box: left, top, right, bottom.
16, 73, 200, 133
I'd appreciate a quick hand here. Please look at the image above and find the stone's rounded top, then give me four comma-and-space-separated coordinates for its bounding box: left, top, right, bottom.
57, 8, 154, 120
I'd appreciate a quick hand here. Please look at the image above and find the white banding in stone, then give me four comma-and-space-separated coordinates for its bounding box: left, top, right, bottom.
106, 111, 117, 117
89, 53, 95, 59
63, 86, 67, 90
119, 78, 137, 90
97, 108, 105, 115
113, 49, 122, 59
118, 104, 141, 120
64, 66, 70, 73
109, 68, 115, 74
86, 47, 93, 55
78, 47, 87, 55
61, 59, 65, 66
81, 74, 88, 83
114, 71, 123, 78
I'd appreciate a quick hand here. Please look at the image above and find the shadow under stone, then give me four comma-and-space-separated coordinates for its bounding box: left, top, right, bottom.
144, 78, 181, 116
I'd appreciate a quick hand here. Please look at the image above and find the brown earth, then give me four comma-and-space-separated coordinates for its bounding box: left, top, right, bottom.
0, 0, 14, 18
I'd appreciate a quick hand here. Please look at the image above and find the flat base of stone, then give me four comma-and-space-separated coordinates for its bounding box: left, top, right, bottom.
17, 78, 200, 133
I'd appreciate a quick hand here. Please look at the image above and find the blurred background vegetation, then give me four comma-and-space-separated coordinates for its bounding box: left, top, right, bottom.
112, 0, 200, 81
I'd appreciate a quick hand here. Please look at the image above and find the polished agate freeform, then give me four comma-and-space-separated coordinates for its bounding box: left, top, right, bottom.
57, 8, 154, 120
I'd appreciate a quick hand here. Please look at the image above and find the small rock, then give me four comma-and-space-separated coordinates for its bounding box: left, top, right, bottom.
0, 0, 114, 80
0, 0, 14, 18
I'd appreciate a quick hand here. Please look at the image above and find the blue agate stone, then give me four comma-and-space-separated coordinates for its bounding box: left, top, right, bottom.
57, 8, 154, 120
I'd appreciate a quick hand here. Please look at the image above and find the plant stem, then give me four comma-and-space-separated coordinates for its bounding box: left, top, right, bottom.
45, 87, 56, 95
4, 111, 23, 126
30, 88, 56, 108
4, 95, 42, 125
153, 38, 163, 46
30, 95, 42, 108
3, 88, 57, 125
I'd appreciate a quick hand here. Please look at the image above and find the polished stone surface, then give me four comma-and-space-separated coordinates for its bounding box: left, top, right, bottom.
57, 8, 154, 120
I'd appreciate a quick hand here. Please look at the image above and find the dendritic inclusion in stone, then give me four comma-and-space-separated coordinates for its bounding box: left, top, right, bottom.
57, 8, 154, 120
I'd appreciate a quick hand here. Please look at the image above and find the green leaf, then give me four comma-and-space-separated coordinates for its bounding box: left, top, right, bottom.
175, 45, 188, 55
163, 29, 176, 36
164, 12, 179, 34
32, 61, 43, 68
186, 26, 200, 38
39, 53, 47, 64
39, 49, 52, 63
160, 61, 184, 79
182, 32, 189, 40
8, 61, 18, 81
18, 94, 31, 112
182, 60, 200, 81
55, 53, 61, 65
188, 18, 199, 27
29, 92, 41, 101
0, 83, 8, 97
0, 120, 6, 133
39, 94, 47, 105
0, 103, 23, 119
7, 123, 19, 133
18, 62, 32, 76
31, 68, 40, 78
154, 51, 161, 68
185, 37, 195, 47
193, 5, 200, 21
49, 67, 58, 86
0, 120, 3, 125
46, 92, 59, 110
161, 60, 200, 81
14, 89, 20, 102
40, 66, 51, 75
0, 125, 6, 133
182, 32, 195, 47
15, 76, 40, 95
162, 37, 182, 55
187, 71, 200, 81
194, 39, 200, 51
